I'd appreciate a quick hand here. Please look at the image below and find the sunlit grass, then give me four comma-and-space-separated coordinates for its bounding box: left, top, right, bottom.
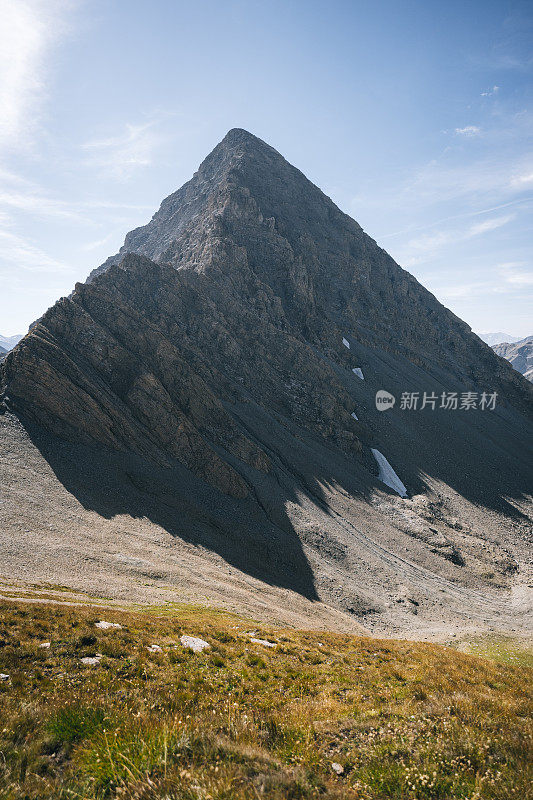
453, 634, 533, 668
0, 600, 531, 798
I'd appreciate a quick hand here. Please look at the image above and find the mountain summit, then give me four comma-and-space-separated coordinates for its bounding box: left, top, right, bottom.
1, 130, 532, 635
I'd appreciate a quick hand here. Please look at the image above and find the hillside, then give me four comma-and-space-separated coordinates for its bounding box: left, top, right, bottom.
0, 598, 531, 799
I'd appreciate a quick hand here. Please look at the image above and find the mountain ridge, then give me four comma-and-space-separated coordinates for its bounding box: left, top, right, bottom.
479, 332, 522, 346
493, 335, 533, 383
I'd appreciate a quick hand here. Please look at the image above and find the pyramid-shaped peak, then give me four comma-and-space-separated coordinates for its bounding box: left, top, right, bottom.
199, 127, 283, 174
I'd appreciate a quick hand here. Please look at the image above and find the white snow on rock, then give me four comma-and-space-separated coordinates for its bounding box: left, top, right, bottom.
352, 367, 364, 380
351, 411, 359, 421
342, 337, 350, 349
147, 644, 162, 653
371, 448, 408, 498
180, 635, 210, 653
0, 673, 9, 681
80, 656, 101, 666
95, 621, 122, 630
250, 637, 276, 648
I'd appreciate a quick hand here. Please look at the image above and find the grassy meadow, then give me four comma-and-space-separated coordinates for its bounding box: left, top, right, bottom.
0, 599, 531, 799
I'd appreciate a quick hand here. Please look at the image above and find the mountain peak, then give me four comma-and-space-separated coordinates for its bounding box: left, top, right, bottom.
87, 128, 312, 281
2, 129, 532, 637
220, 127, 266, 147
196, 127, 284, 177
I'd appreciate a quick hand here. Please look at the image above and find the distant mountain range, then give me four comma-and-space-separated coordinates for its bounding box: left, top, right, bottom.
0, 334, 23, 352
478, 332, 522, 346
493, 336, 533, 383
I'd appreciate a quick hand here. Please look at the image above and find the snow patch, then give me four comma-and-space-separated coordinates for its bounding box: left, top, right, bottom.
147, 644, 162, 653
342, 337, 350, 349
95, 621, 122, 630
180, 635, 210, 653
352, 367, 364, 380
371, 449, 408, 498
39, 642, 51, 649
351, 412, 359, 421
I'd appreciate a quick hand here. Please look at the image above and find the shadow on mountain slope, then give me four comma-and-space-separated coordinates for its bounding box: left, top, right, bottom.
17, 413, 329, 601
326, 337, 533, 521
13, 368, 532, 613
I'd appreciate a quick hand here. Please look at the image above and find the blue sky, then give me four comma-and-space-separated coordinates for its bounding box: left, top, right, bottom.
1, 0, 531, 336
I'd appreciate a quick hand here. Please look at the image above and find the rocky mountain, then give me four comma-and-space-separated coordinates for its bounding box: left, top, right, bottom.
493, 336, 533, 383
1, 129, 532, 637
479, 332, 522, 346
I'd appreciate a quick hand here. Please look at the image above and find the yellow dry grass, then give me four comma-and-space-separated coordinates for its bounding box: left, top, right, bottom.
0, 600, 531, 799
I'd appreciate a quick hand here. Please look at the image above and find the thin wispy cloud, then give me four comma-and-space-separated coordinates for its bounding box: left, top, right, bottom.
467, 214, 514, 236
403, 214, 514, 264
0, 189, 85, 221
481, 86, 499, 97
355, 154, 529, 220
0, 168, 154, 224
510, 171, 533, 188
434, 282, 492, 300
0, 0, 73, 152
379, 197, 531, 241
427, 266, 532, 303
454, 125, 481, 137
81, 232, 115, 251
499, 262, 533, 287
82, 119, 165, 180
0, 227, 70, 273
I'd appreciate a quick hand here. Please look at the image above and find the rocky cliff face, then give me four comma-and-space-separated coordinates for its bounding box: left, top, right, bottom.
1, 129, 532, 633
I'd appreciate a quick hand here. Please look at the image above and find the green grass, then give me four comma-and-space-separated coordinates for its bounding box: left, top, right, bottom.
454, 634, 533, 668
0, 600, 531, 799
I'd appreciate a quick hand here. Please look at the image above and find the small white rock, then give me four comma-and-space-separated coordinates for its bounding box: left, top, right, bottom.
250, 637, 276, 648
95, 621, 122, 630
80, 657, 101, 666
331, 762, 344, 775
342, 337, 350, 349
180, 635, 210, 653
0, 673, 9, 681
147, 644, 162, 653
39, 642, 51, 649
351, 411, 359, 421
